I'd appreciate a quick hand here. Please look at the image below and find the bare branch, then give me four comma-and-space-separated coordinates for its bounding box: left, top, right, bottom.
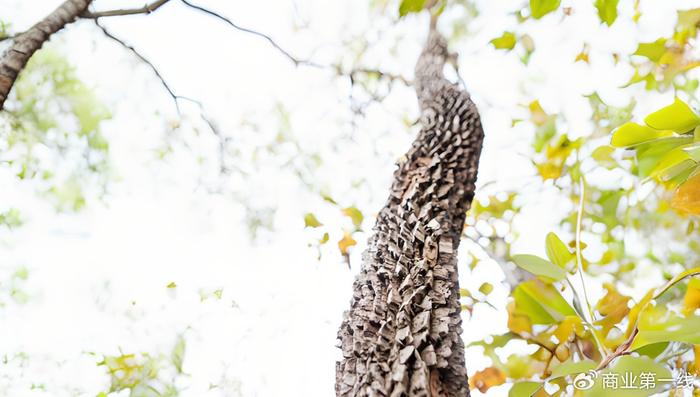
94, 20, 229, 174
180, 0, 322, 68
81, 0, 171, 18
94, 19, 181, 113
345, 67, 411, 85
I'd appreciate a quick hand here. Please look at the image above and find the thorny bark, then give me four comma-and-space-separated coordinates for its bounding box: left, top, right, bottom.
336, 27, 485, 397
0, 0, 93, 110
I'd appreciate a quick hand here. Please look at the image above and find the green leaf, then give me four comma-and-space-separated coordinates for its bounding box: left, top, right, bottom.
171, 335, 186, 373
594, 0, 619, 26
512, 254, 567, 282
611, 122, 673, 148
631, 307, 700, 350
545, 232, 574, 269
479, 282, 494, 295
342, 206, 364, 230
530, 0, 560, 19
682, 142, 700, 161
512, 280, 577, 324
398, 0, 425, 16
550, 359, 596, 378
490, 32, 517, 50
304, 213, 322, 228
649, 145, 694, 182
635, 136, 694, 177
509, 381, 541, 397
632, 38, 666, 62
644, 97, 700, 133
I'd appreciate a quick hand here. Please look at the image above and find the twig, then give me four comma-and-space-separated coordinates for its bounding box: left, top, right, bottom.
94, 19, 181, 114
180, 0, 321, 68
81, 0, 171, 18
346, 67, 411, 85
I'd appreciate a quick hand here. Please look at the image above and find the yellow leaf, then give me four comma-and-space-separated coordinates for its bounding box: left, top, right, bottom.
338, 232, 357, 255
469, 367, 506, 393
507, 300, 532, 334
536, 161, 563, 180
529, 100, 548, 126
595, 283, 631, 340
554, 316, 584, 344
575, 43, 590, 63
684, 278, 700, 314
672, 172, 700, 215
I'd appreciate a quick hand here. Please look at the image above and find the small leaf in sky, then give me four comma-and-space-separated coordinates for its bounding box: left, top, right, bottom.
166, 282, 177, 289
633, 38, 667, 62
528, 100, 549, 126
342, 206, 364, 230
595, 0, 619, 26
398, 0, 425, 17
490, 32, 517, 50
479, 282, 494, 295
304, 213, 322, 228
530, 0, 561, 19
171, 335, 186, 374
644, 97, 700, 133
575, 43, 590, 63
610, 122, 673, 148
512, 254, 567, 282
338, 232, 357, 256
319, 232, 329, 244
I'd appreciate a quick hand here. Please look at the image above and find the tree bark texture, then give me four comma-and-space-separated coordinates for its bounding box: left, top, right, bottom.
336, 29, 485, 397
0, 0, 93, 111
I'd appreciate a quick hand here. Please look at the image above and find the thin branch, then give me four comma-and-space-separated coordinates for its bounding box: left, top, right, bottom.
345, 67, 411, 85
179, 0, 322, 68
94, 20, 229, 174
81, 0, 171, 18
94, 19, 181, 114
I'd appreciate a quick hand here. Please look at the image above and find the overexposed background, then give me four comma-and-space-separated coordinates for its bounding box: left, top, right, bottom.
0, 0, 697, 396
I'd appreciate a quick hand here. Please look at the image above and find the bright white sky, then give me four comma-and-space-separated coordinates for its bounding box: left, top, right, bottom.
1, 0, 699, 396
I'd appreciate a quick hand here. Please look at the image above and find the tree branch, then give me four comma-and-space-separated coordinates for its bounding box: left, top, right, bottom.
94, 20, 229, 174
94, 19, 181, 113
81, 0, 171, 18
0, 0, 94, 111
179, 0, 321, 67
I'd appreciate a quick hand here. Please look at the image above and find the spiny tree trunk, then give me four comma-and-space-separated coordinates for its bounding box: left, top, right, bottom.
0, 0, 92, 110
336, 28, 484, 397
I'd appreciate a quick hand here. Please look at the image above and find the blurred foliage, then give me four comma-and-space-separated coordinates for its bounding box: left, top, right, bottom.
0, 47, 111, 212
96, 335, 186, 397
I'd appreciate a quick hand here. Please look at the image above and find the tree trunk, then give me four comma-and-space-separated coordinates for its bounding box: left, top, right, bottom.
0, 0, 92, 111
336, 28, 484, 397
